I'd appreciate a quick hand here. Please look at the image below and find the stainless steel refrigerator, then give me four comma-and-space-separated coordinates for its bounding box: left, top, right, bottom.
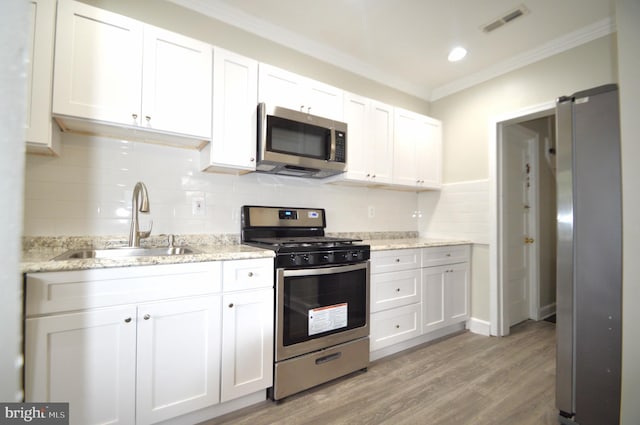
555, 84, 622, 425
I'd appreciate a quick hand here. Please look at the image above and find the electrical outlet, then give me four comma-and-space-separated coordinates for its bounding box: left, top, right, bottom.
192, 197, 205, 216
368, 206, 375, 218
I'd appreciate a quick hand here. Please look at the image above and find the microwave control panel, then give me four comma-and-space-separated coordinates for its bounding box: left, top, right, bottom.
334, 131, 346, 162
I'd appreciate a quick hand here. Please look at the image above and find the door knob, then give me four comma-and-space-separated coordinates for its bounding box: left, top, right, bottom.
524, 237, 535, 244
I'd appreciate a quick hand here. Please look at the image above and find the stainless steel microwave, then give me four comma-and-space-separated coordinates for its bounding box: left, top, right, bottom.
256, 103, 347, 178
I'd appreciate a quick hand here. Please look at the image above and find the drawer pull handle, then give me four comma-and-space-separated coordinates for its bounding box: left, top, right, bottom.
446, 253, 451, 257
315, 352, 341, 365
143, 314, 150, 320
124, 317, 132, 323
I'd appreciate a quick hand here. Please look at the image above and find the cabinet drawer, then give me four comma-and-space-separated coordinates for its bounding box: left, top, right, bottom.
422, 245, 470, 267
371, 249, 421, 273
223, 258, 273, 291
370, 304, 421, 351
26, 262, 222, 316
371, 269, 421, 313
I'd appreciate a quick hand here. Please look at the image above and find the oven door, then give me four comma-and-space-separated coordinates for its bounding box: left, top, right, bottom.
275, 262, 370, 362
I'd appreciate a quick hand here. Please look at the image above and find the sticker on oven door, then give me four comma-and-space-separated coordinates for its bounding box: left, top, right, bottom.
308, 303, 348, 335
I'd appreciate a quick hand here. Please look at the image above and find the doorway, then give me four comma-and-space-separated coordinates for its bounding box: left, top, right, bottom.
489, 102, 557, 336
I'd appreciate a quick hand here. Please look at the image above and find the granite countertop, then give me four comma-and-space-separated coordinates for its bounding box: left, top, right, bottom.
21, 233, 471, 274
366, 238, 472, 251
21, 234, 274, 274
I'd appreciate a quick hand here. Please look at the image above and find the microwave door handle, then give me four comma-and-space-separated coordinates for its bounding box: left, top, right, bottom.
328, 129, 336, 161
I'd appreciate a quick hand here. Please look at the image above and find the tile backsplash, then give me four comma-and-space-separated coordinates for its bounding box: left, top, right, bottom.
24, 133, 420, 236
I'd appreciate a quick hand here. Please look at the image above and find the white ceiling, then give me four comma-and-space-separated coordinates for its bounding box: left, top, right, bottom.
170, 0, 616, 101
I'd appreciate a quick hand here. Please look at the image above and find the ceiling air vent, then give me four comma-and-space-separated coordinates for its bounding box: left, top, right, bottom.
481, 5, 530, 33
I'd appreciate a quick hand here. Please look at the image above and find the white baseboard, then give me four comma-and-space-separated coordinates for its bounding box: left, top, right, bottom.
467, 317, 491, 336
539, 302, 557, 320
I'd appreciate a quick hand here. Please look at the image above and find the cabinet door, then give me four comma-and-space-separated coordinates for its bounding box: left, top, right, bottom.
447, 262, 470, 323
370, 101, 395, 184
258, 64, 304, 111
306, 79, 343, 120
136, 296, 221, 425
417, 116, 442, 188
342, 93, 370, 181
221, 288, 274, 402
25, 306, 137, 425
422, 265, 447, 333
142, 25, 212, 138
205, 47, 258, 171
25, 0, 60, 154
393, 108, 420, 187
53, 0, 143, 125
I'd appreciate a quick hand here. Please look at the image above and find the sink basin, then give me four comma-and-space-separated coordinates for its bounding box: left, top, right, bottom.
52, 246, 200, 261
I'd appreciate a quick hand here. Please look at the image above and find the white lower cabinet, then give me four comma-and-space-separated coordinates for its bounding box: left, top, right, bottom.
25, 306, 137, 425
25, 259, 274, 425
370, 245, 470, 356
136, 296, 221, 425
221, 288, 273, 402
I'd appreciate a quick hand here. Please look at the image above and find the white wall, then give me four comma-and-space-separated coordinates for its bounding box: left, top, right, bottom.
616, 0, 640, 423
24, 134, 420, 236
0, 0, 27, 402
424, 34, 617, 322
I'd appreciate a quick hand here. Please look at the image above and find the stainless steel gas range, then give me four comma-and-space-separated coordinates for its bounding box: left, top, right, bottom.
241, 205, 370, 401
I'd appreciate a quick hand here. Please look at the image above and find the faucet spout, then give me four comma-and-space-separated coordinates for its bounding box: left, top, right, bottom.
129, 182, 152, 247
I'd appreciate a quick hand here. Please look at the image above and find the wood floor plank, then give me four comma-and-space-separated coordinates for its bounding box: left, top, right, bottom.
205, 320, 557, 425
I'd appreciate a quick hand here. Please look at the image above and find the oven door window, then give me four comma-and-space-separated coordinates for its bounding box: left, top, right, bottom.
267, 115, 330, 160
283, 266, 367, 346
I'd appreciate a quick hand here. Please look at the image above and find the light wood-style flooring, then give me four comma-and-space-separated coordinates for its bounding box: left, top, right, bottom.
205, 320, 557, 425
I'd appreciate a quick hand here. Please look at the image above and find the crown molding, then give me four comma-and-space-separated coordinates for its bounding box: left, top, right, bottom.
169, 0, 615, 103
429, 17, 616, 101
168, 0, 431, 100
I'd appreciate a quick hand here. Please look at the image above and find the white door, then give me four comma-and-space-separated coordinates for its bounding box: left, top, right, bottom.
142, 25, 212, 138
53, 0, 143, 125
136, 296, 221, 425
306, 79, 343, 120
343, 93, 370, 181
393, 108, 419, 187
258, 64, 304, 110
221, 288, 274, 402
25, 306, 137, 425
503, 124, 536, 328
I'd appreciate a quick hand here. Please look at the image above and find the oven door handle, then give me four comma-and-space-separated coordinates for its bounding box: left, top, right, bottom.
281, 262, 368, 277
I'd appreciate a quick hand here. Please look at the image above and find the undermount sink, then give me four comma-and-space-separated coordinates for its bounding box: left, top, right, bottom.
52, 246, 199, 261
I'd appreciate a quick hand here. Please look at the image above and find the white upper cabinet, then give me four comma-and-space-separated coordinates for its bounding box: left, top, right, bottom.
201, 47, 258, 173
258, 63, 343, 121
339, 93, 394, 185
393, 108, 442, 190
52, 0, 212, 147
25, 0, 61, 155
141, 25, 212, 138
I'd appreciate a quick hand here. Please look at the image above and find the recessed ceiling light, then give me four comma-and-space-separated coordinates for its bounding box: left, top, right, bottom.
448, 46, 467, 62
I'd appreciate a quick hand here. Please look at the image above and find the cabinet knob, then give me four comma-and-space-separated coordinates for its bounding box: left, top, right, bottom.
396, 288, 400, 292
132, 113, 138, 120
300, 105, 305, 111
446, 253, 451, 257
228, 303, 234, 308
248, 272, 254, 277
124, 317, 132, 323
366, 173, 370, 178
250, 157, 255, 162
307, 107, 311, 113
395, 324, 400, 329
145, 116, 151, 122
143, 314, 151, 320
395, 258, 400, 263
372, 174, 376, 179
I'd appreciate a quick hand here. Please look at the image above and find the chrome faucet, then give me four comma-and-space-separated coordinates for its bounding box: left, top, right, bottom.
129, 182, 152, 247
